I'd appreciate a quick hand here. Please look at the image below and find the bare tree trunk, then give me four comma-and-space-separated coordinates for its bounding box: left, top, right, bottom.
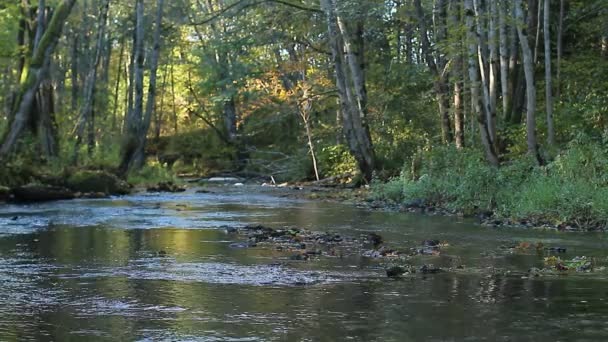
73, 0, 110, 163
321, 0, 375, 182
0, 0, 76, 158
450, 0, 464, 148
498, 0, 509, 119
515, 0, 539, 161
543, 0, 555, 147
70, 31, 79, 112
555, 0, 564, 100
299, 86, 319, 181
118, 0, 145, 175
474, 0, 496, 145
155, 62, 169, 140
414, 0, 452, 144
170, 62, 178, 134
488, 0, 499, 121
465, 0, 499, 166
506, 0, 520, 122
534, 0, 542, 64
124, 0, 164, 172
112, 35, 125, 132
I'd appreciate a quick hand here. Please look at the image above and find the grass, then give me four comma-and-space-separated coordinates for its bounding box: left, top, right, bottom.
372, 139, 608, 230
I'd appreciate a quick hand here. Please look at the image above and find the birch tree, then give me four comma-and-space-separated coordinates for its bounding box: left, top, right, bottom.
514, 0, 540, 160
543, 0, 555, 147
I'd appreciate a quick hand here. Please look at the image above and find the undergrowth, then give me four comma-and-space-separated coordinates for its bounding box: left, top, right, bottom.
372, 136, 608, 229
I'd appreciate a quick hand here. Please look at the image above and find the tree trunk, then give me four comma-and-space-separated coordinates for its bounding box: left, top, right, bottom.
488, 0, 499, 121
555, 0, 564, 100
321, 0, 375, 182
543, 0, 555, 147
112, 35, 125, 132
450, 0, 464, 148
498, 0, 509, 119
0, 0, 76, 158
506, 0, 520, 122
414, 0, 452, 144
473, 0, 496, 145
514, 0, 540, 161
118, 0, 145, 175
122, 0, 164, 172
73, 0, 110, 163
465, 0, 499, 166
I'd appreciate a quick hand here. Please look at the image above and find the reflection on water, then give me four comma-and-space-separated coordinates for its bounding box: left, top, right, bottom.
1, 187, 608, 341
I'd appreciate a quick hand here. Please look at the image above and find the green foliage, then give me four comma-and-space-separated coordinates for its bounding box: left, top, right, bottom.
67, 170, 130, 194
164, 128, 236, 176
373, 139, 608, 228
127, 164, 179, 186
317, 144, 357, 177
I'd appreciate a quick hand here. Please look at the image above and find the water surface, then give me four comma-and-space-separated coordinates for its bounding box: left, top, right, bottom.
1, 187, 607, 341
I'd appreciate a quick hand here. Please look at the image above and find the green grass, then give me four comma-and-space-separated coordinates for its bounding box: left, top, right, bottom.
372, 140, 608, 229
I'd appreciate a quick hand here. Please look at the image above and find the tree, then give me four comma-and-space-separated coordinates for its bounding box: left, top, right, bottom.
464, 0, 499, 166
73, 0, 111, 162
514, 0, 539, 161
321, 0, 375, 182
119, 0, 165, 174
0, 0, 77, 159
543, 0, 554, 147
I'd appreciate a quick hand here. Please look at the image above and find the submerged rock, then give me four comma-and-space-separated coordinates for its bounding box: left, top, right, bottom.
419, 264, 442, 274
386, 265, 407, 277
421, 239, 440, 247
146, 181, 186, 193
366, 233, 383, 247
66, 170, 130, 195
229, 242, 257, 248
12, 184, 75, 202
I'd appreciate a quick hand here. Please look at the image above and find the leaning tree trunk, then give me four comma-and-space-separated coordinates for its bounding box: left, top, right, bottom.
0, 0, 76, 158
465, 0, 499, 166
514, 0, 540, 161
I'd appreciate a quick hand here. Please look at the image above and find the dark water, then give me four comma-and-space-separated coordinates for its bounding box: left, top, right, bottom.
1, 187, 608, 341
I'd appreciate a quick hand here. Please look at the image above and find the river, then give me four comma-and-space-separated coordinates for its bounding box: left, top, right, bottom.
1, 187, 607, 341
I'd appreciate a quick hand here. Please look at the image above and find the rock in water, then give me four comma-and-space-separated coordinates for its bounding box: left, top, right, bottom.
419, 264, 442, 274
386, 266, 407, 278
146, 181, 186, 193
12, 184, 75, 202
66, 170, 130, 195
367, 233, 383, 247
421, 239, 440, 247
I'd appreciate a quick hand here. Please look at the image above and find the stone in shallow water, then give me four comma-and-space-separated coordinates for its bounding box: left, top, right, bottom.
12, 184, 75, 202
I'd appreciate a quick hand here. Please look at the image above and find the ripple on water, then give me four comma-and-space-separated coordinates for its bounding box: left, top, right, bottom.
61, 260, 346, 286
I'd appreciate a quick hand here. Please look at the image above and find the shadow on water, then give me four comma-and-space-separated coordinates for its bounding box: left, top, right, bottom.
1, 187, 608, 341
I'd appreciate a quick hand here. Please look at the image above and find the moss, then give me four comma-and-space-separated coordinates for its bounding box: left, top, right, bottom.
66, 170, 130, 195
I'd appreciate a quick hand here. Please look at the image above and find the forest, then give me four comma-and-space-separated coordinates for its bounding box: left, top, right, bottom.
0, 0, 607, 230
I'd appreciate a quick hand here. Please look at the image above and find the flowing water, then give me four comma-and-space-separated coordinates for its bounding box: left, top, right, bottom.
1, 187, 608, 341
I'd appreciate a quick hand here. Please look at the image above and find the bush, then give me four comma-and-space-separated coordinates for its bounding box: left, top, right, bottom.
317, 144, 357, 178
127, 164, 179, 187
372, 139, 608, 228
